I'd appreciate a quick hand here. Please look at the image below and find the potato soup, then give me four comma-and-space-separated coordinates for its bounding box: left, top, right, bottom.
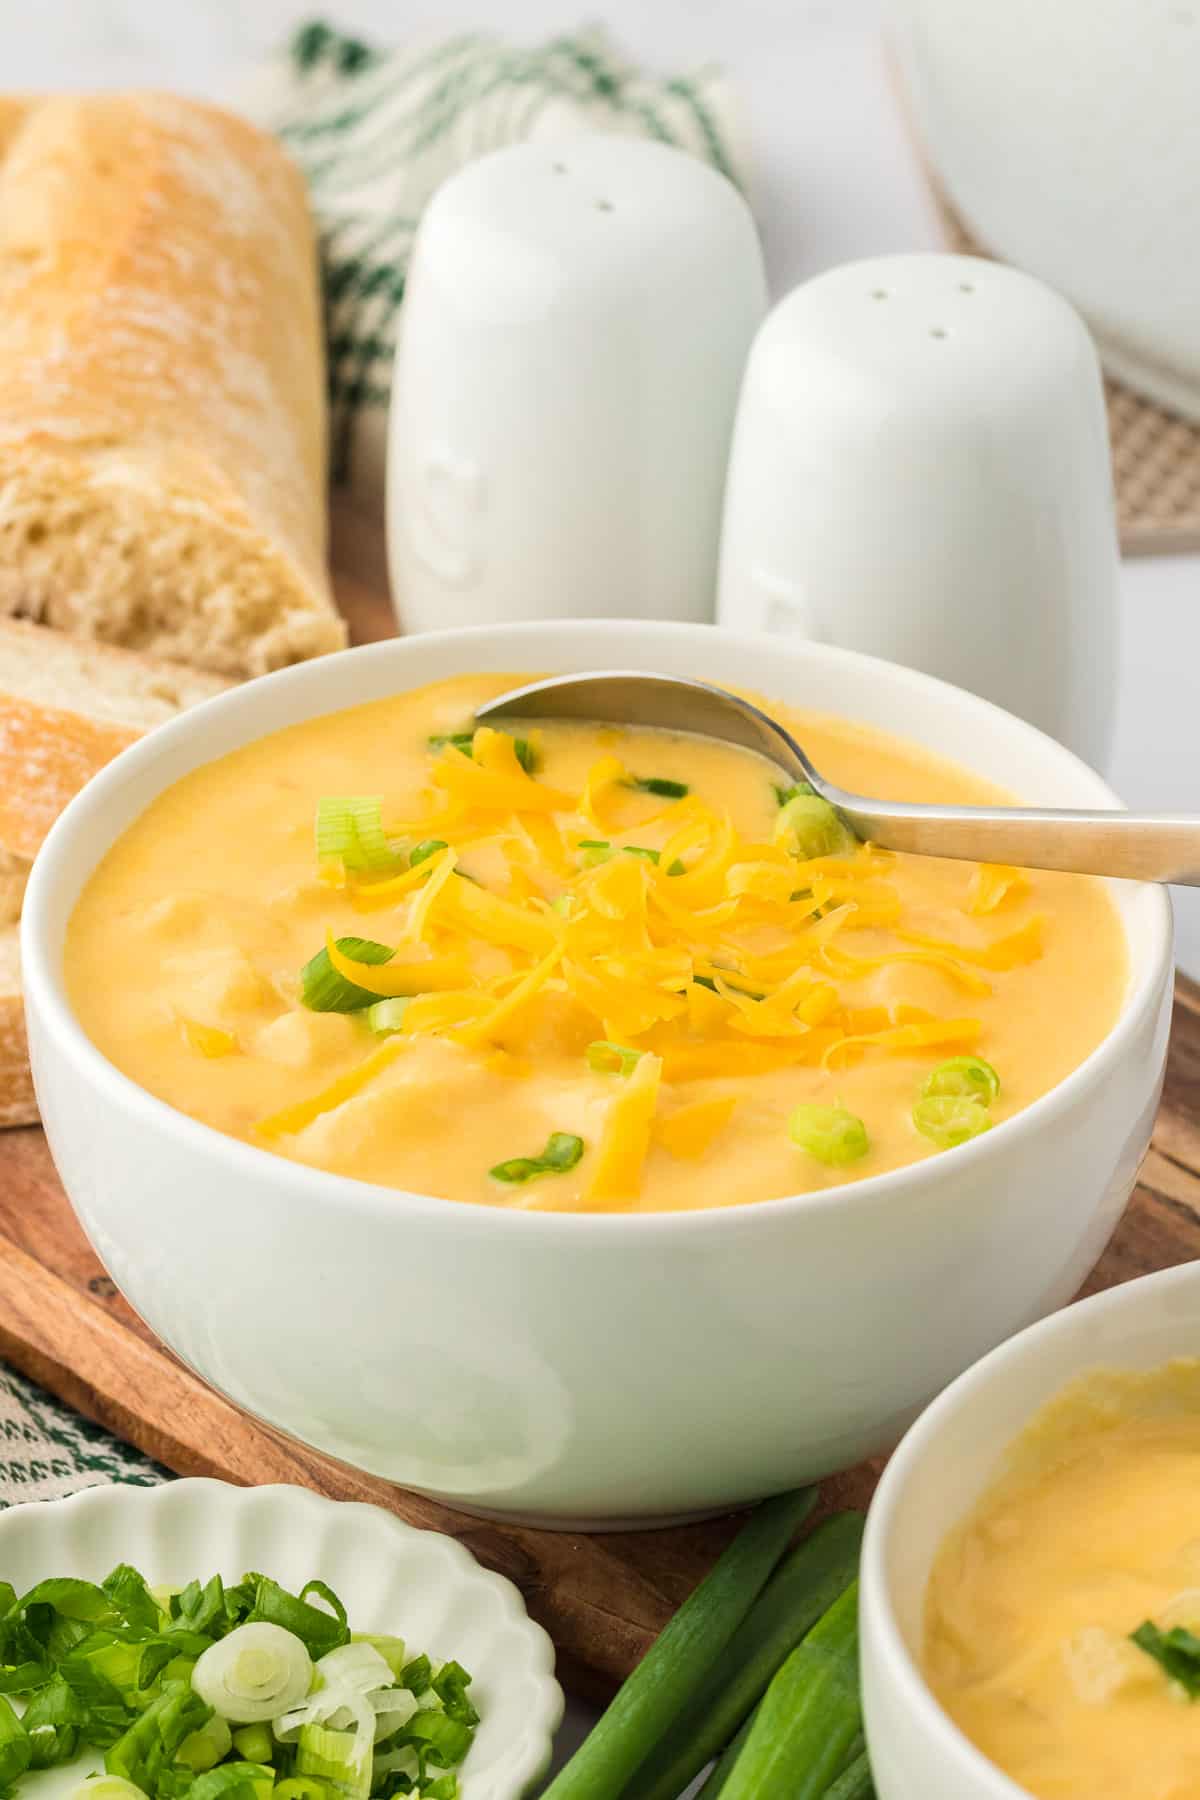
65, 674, 1127, 1212
925, 1362, 1200, 1800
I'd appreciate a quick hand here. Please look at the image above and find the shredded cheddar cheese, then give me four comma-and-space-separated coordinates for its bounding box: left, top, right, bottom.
284, 738, 1062, 1199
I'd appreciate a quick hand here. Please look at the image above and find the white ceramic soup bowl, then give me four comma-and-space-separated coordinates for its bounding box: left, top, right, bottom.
22, 621, 1172, 1526
860, 1261, 1200, 1799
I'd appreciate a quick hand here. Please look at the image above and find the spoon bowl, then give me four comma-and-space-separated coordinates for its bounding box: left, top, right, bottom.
479, 670, 1200, 884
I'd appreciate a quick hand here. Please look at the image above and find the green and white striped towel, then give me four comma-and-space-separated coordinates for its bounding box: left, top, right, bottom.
242, 20, 750, 509
0, 1364, 165, 1507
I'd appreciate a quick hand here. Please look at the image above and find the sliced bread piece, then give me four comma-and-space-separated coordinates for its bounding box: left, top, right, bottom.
0, 850, 29, 924
0, 93, 345, 678
0, 926, 35, 1127
0, 618, 231, 862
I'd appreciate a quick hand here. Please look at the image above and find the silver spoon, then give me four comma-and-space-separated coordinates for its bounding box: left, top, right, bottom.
477, 670, 1200, 884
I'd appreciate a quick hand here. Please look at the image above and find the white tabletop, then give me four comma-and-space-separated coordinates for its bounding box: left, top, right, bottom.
14, 1, 1200, 1780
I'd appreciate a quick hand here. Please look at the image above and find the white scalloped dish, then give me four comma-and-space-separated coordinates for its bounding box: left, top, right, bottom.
0, 1479, 561, 1800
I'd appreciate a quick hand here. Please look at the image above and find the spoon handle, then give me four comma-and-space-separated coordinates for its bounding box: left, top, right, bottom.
829, 795, 1200, 885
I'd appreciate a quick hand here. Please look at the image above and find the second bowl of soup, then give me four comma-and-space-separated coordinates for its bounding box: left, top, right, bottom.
22, 622, 1172, 1521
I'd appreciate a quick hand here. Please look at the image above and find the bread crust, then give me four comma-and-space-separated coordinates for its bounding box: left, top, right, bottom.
0, 93, 344, 677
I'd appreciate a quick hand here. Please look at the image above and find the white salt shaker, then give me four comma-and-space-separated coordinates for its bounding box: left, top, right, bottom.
388, 136, 766, 634
717, 254, 1121, 770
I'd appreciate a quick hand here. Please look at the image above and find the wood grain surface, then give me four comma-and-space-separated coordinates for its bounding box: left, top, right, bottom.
2, 555, 1196, 1698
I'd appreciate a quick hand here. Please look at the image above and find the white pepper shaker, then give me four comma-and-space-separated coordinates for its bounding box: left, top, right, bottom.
388, 136, 766, 634
716, 254, 1121, 770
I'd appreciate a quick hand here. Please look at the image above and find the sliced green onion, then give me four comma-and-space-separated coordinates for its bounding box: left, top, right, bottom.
365, 998, 410, 1035
71, 1781, 145, 1800
274, 1781, 332, 1800
190, 1761, 276, 1800
349, 1633, 407, 1682
628, 776, 689, 799
176, 1715, 234, 1772
301, 937, 395, 1013
587, 1042, 644, 1077
788, 1105, 869, 1167
409, 839, 448, 868
22, 1673, 84, 1768
550, 895, 574, 917
773, 781, 815, 808
105, 1683, 211, 1790
716, 1582, 862, 1800
296, 1723, 371, 1800
490, 1133, 585, 1184
542, 1488, 816, 1800
635, 1511, 866, 1800
399, 1655, 432, 1697
0, 1694, 31, 1787
231, 1723, 273, 1764
101, 1564, 162, 1633
777, 794, 857, 861
921, 1056, 1000, 1105
432, 1659, 479, 1728
315, 798, 403, 874
578, 839, 613, 866
243, 1577, 349, 1659
191, 1621, 313, 1722
624, 845, 661, 863
913, 1095, 993, 1148
1131, 1621, 1200, 1696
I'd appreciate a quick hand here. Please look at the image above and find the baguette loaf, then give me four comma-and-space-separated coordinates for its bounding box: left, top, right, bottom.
0, 93, 345, 678
0, 927, 35, 1128
0, 618, 231, 864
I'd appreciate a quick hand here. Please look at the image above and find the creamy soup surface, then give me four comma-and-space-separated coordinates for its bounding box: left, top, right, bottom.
66, 673, 1127, 1211
925, 1362, 1200, 1800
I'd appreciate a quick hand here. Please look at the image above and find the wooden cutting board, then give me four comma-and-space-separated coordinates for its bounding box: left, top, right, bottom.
2, 549, 1198, 1700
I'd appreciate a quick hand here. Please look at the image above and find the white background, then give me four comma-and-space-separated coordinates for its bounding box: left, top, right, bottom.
9, 0, 1200, 1779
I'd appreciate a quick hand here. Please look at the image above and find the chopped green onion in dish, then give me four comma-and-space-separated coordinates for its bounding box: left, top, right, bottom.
73, 1781, 148, 1800
775, 794, 857, 862
627, 776, 689, 799
921, 1056, 1001, 1106
301, 939, 395, 1013
365, 1000, 411, 1036
408, 840, 448, 869
315, 799, 404, 875
192, 1624, 312, 1722
913, 1094, 993, 1148
788, 1105, 870, 1167
586, 1042, 644, 1077
177, 1717, 234, 1772
490, 1133, 585, 1184
1130, 1621, 1200, 1696
0, 1567, 478, 1800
